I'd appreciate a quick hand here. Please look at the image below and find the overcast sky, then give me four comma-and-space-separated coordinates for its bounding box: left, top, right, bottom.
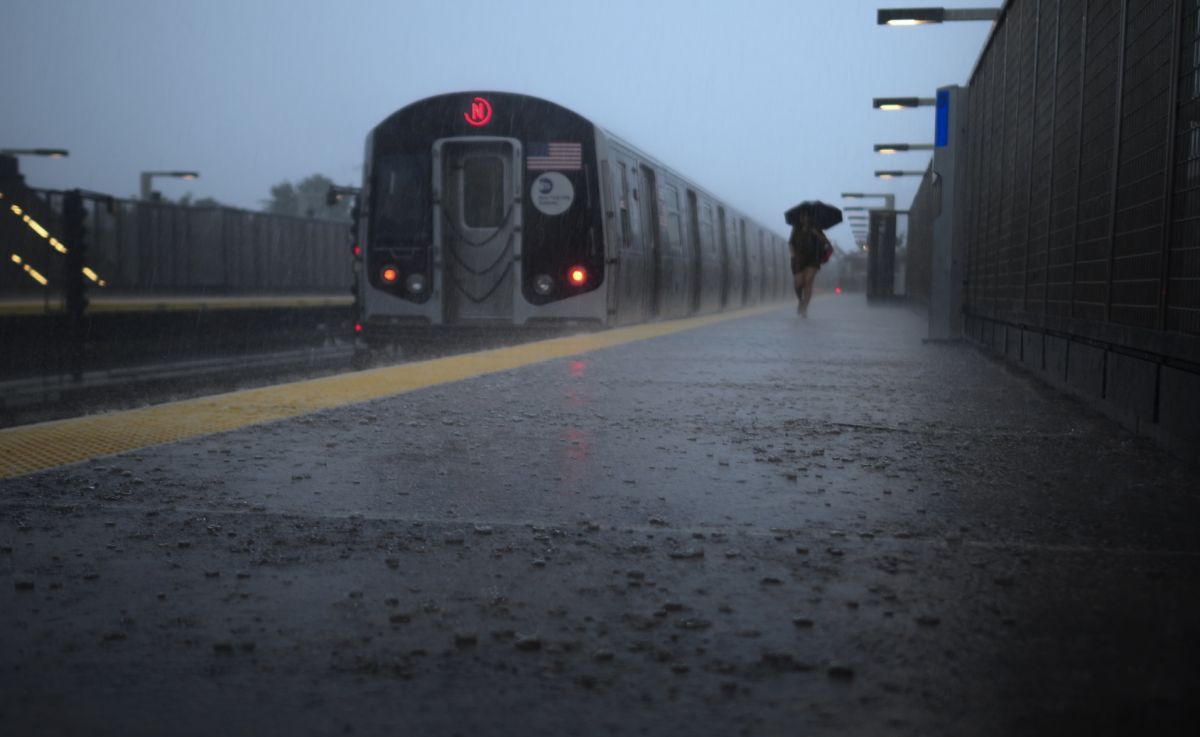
2, 0, 993, 247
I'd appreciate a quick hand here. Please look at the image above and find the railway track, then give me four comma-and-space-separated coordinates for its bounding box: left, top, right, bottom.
0, 345, 356, 428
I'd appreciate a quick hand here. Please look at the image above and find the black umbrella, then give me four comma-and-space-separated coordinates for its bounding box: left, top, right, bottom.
784, 201, 843, 229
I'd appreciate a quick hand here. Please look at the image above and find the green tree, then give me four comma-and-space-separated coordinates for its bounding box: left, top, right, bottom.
265, 182, 299, 216
263, 174, 351, 221
172, 193, 224, 208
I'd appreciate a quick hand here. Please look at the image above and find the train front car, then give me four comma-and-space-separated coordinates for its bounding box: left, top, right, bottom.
357, 92, 606, 343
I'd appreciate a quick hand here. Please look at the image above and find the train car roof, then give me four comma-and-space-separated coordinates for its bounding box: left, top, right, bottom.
375, 91, 784, 237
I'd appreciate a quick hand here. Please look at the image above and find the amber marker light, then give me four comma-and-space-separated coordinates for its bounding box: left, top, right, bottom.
380, 265, 399, 283
568, 266, 587, 286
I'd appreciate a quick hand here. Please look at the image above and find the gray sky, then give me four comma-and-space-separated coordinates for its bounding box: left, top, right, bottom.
2, 0, 993, 247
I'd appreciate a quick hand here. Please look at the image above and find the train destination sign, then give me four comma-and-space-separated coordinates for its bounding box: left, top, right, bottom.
464, 96, 492, 127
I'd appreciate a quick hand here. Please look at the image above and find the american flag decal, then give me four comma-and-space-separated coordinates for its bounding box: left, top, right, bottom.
527, 142, 583, 171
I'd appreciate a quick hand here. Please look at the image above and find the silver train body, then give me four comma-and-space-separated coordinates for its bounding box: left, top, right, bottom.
354, 92, 788, 341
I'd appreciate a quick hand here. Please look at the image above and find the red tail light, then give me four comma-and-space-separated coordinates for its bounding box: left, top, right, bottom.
354, 323, 363, 333
835, 286, 842, 294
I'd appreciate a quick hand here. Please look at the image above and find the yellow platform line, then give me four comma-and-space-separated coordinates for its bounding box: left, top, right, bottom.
0, 295, 353, 316
0, 304, 781, 479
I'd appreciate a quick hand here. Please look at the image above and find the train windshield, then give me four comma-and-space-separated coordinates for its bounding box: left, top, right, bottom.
371, 151, 432, 250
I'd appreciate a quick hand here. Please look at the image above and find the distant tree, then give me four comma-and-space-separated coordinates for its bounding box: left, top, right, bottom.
168, 192, 224, 208
263, 174, 351, 221
264, 182, 299, 216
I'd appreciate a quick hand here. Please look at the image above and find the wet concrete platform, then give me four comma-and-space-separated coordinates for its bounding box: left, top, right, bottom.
2, 293, 1198, 736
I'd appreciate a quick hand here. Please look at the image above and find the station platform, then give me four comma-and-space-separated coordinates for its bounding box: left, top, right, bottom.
1, 292, 1197, 736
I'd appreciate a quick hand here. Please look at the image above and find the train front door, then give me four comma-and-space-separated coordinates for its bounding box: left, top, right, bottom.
434, 138, 522, 324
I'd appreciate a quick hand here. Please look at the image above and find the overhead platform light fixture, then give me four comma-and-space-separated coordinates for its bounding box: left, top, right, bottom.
873, 97, 936, 111
875, 170, 927, 179
0, 148, 70, 158
877, 7, 1000, 25
874, 143, 935, 154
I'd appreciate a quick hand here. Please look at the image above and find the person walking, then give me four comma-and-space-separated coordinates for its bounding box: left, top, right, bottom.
789, 213, 831, 317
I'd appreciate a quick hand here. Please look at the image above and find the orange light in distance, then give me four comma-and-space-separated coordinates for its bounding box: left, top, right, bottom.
568, 266, 587, 286
381, 266, 399, 283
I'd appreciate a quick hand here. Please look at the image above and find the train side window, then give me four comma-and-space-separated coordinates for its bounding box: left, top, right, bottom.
618, 162, 633, 249
625, 160, 642, 249
717, 207, 729, 258
699, 202, 715, 255
462, 156, 505, 228
664, 183, 683, 253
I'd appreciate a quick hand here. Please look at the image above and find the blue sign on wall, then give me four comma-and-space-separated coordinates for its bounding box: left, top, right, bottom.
935, 89, 950, 147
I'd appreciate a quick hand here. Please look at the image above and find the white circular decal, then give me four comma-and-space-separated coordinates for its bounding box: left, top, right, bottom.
531, 172, 574, 216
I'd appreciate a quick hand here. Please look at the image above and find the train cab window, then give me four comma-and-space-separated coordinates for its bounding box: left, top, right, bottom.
462, 156, 505, 228
372, 151, 433, 248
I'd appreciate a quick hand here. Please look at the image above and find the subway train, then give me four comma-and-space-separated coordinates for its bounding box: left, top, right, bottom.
353, 91, 789, 345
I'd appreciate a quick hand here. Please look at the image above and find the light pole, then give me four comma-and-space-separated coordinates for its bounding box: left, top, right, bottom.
140, 170, 199, 201
877, 7, 1001, 25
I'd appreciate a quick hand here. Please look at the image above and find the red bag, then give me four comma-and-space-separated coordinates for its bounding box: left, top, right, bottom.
820, 243, 834, 264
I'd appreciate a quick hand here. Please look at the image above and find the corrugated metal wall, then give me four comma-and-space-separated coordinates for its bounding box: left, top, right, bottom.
2, 190, 351, 296
964, 0, 1200, 336
109, 203, 351, 292
966, 0, 1196, 335
904, 162, 936, 304
960, 0, 1200, 449
1171, 1, 1200, 333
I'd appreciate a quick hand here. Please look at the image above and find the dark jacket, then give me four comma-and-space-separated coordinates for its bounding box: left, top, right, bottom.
789, 226, 827, 272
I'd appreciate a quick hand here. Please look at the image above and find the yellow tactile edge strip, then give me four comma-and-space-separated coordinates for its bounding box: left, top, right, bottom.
0, 304, 781, 479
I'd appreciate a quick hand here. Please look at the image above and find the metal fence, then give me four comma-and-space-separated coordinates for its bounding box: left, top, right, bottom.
2, 187, 352, 297
955, 0, 1200, 448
